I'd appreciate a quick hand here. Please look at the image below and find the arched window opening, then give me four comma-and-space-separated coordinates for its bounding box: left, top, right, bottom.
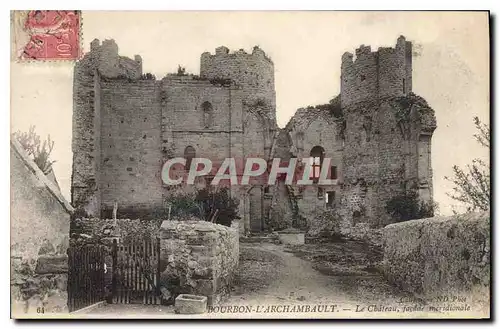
309, 146, 325, 181
202, 101, 213, 128
184, 146, 196, 170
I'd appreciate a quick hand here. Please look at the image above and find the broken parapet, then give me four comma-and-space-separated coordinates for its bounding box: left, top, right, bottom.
85, 39, 143, 79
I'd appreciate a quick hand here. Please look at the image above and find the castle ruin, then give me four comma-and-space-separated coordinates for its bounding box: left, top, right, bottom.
71, 35, 437, 234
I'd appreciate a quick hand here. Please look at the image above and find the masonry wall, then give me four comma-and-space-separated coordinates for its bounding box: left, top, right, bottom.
338, 37, 435, 229
72, 38, 143, 216
280, 108, 343, 224
159, 220, 239, 306
200, 46, 276, 115
72, 63, 100, 215
382, 212, 490, 314
11, 146, 71, 315
340, 36, 410, 108
162, 77, 244, 162
99, 80, 164, 217
340, 100, 407, 228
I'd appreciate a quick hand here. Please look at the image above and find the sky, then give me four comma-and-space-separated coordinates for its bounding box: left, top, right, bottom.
10, 11, 490, 215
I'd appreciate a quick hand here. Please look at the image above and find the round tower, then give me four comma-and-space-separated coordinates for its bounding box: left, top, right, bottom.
341, 35, 412, 109
339, 36, 417, 229
200, 45, 276, 120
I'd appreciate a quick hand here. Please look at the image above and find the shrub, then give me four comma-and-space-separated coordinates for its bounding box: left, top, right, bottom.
385, 191, 437, 222
307, 209, 341, 237
165, 187, 240, 227
445, 116, 490, 212
70, 218, 161, 246
195, 187, 240, 227
165, 193, 203, 220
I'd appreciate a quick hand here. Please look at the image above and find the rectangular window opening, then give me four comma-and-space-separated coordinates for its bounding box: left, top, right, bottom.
331, 166, 338, 180
326, 191, 335, 208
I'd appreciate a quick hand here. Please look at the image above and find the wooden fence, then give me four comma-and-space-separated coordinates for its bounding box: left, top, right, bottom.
67, 244, 107, 312
111, 238, 162, 305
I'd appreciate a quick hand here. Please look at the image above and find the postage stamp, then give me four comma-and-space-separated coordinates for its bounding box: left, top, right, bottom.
11, 10, 81, 61
9, 11, 490, 320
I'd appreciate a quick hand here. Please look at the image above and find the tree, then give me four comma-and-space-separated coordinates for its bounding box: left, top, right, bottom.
12, 125, 55, 174
445, 116, 490, 212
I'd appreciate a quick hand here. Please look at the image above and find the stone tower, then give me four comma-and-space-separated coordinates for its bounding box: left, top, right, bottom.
200, 46, 277, 127
339, 36, 436, 228
199, 46, 277, 232
71, 39, 143, 216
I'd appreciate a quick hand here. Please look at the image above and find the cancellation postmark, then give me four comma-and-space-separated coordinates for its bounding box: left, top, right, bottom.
11, 10, 81, 62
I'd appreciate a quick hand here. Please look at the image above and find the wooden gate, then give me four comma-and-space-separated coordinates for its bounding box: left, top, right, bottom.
111, 238, 162, 305
67, 244, 107, 312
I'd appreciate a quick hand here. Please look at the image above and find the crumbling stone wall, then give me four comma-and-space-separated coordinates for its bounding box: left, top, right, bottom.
265, 36, 437, 234
159, 220, 239, 306
72, 40, 274, 233
72, 39, 143, 216
382, 212, 490, 309
11, 141, 72, 315
338, 36, 436, 229
280, 107, 344, 225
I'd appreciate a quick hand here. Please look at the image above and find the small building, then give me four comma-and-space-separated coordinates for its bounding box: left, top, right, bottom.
11, 139, 73, 315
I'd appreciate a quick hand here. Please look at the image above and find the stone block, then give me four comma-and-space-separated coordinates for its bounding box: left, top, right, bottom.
196, 256, 216, 268
195, 226, 216, 233
174, 294, 207, 314
35, 255, 68, 274
157, 220, 239, 307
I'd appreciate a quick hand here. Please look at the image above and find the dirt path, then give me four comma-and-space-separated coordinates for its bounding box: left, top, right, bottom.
226, 242, 418, 310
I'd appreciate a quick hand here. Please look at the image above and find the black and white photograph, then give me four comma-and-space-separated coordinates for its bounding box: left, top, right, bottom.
9, 10, 491, 319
